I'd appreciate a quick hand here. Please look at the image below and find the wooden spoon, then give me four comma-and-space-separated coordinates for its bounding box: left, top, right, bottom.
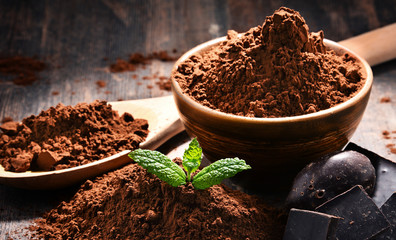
339, 23, 396, 66
0, 95, 184, 190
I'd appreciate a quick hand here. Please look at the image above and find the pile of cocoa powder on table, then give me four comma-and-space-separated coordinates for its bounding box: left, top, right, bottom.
31, 159, 287, 239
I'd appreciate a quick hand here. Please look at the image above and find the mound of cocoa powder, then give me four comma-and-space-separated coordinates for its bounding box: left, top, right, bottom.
0, 101, 148, 172
173, 7, 365, 118
0, 56, 46, 86
32, 158, 286, 239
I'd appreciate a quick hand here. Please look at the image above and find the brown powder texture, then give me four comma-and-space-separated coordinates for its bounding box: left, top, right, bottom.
383, 130, 391, 139
96, 80, 107, 88
173, 7, 365, 118
109, 59, 137, 73
149, 50, 178, 61
108, 52, 174, 92
32, 159, 286, 239
380, 96, 391, 103
0, 56, 46, 86
383, 130, 396, 154
109, 51, 177, 73
156, 76, 172, 91
0, 101, 148, 172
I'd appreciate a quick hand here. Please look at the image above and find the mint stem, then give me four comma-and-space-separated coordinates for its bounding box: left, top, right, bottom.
187, 172, 191, 182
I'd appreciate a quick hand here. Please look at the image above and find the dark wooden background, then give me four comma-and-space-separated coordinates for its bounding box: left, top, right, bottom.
1, 0, 396, 238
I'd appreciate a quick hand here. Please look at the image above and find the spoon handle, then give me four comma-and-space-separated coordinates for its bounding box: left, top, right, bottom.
339, 23, 396, 66
140, 118, 184, 150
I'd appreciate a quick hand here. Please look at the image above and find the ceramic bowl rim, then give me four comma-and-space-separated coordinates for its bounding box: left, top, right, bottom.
171, 37, 373, 124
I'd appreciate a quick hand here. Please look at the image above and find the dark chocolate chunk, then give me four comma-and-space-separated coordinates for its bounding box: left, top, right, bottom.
316, 185, 390, 240
345, 142, 396, 207
283, 208, 340, 240
286, 150, 375, 210
376, 192, 396, 239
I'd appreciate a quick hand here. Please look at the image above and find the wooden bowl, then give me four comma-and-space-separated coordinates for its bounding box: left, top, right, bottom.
171, 37, 373, 192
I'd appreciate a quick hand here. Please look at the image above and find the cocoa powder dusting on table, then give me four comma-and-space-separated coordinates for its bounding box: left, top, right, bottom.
380, 96, 391, 103
0, 101, 148, 172
109, 51, 176, 73
0, 56, 46, 86
383, 130, 396, 154
109, 51, 175, 91
156, 76, 172, 91
95, 80, 107, 88
32, 158, 286, 239
173, 7, 365, 118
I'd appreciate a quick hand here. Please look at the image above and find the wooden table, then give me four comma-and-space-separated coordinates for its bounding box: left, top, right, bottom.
1, 1, 396, 238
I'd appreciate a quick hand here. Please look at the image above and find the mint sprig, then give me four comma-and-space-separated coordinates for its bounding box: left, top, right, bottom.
128, 149, 186, 187
192, 158, 251, 189
128, 138, 251, 190
182, 138, 202, 181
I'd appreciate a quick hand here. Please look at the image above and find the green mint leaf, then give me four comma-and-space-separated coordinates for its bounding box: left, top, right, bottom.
192, 158, 251, 190
128, 149, 186, 187
182, 138, 202, 181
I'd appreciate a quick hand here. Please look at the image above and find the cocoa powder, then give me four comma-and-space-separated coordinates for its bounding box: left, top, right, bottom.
173, 7, 365, 118
156, 76, 172, 91
109, 59, 137, 73
109, 52, 174, 91
95, 80, 107, 88
0, 101, 148, 172
0, 56, 46, 86
109, 51, 176, 73
32, 158, 286, 239
380, 96, 391, 103
382, 130, 396, 154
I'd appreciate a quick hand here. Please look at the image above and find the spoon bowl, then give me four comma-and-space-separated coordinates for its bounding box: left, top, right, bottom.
0, 96, 184, 189
171, 38, 373, 191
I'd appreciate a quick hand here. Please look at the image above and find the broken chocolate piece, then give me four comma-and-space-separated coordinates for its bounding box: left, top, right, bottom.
345, 142, 396, 206
283, 208, 340, 240
36, 150, 58, 171
286, 150, 376, 210
316, 185, 390, 240
376, 192, 396, 239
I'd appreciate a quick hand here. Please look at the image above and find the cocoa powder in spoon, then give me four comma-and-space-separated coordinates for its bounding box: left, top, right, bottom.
0, 100, 148, 172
